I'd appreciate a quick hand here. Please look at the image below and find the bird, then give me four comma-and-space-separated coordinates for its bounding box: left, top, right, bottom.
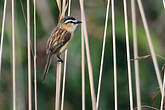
43, 16, 82, 82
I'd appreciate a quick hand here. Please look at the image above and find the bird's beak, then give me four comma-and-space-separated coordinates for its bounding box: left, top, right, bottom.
76, 20, 82, 24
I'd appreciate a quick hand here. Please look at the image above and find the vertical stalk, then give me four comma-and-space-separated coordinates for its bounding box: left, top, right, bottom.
160, 4, 165, 108
61, 49, 67, 110
62, 0, 66, 14
55, 63, 62, 110
33, 0, 38, 109
12, 0, 16, 110
160, 70, 165, 110
163, 0, 165, 9
123, 0, 134, 110
27, 0, 32, 109
131, 0, 141, 109
96, 0, 110, 108
0, 0, 7, 76
136, 0, 162, 93
79, 0, 97, 109
81, 16, 85, 110
60, 0, 71, 110
111, 0, 118, 109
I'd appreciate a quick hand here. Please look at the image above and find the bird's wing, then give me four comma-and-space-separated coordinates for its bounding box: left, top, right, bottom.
46, 27, 71, 54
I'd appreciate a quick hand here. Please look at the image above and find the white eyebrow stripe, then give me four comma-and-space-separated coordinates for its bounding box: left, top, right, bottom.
64, 19, 77, 24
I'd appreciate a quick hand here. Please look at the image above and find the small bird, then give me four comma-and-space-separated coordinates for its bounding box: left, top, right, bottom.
43, 16, 82, 82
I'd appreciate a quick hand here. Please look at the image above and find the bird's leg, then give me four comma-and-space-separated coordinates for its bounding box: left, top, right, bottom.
57, 55, 63, 63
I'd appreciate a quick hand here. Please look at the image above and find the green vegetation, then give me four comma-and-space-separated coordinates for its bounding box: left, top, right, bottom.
0, 0, 165, 110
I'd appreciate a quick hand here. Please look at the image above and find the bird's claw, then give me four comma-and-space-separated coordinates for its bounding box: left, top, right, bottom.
57, 59, 63, 63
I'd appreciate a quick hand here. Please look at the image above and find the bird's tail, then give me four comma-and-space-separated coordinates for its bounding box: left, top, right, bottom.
42, 53, 53, 83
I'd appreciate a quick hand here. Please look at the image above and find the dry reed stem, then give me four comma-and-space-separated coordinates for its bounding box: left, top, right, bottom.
0, 0, 7, 76
96, 0, 110, 108
131, 0, 141, 109
131, 55, 151, 61
33, 0, 38, 109
56, 0, 61, 14
131, 54, 165, 61
61, 50, 67, 110
123, 0, 134, 110
12, 0, 16, 110
111, 0, 118, 109
134, 105, 159, 110
62, 0, 66, 15
81, 22, 85, 110
162, 64, 165, 73
19, 0, 27, 24
80, 1, 85, 110
61, 0, 71, 109
68, 0, 71, 16
61, 3, 68, 19
158, 55, 165, 61
163, 0, 165, 9
160, 70, 165, 110
79, 0, 97, 109
136, 0, 163, 93
55, 62, 62, 110
55, 0, 63, 110
27, 0, 32, 110
55, 0, 67, 110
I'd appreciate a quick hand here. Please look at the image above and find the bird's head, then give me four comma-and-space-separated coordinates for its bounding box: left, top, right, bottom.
59, 16, 82, 32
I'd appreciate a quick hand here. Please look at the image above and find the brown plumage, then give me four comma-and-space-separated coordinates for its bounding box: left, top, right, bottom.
43, 16, 81, 82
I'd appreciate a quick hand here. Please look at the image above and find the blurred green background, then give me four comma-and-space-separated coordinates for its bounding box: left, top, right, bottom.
0, 0, 165, 110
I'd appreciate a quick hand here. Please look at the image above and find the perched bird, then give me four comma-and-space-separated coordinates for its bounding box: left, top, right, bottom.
43, 16, 82, 82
